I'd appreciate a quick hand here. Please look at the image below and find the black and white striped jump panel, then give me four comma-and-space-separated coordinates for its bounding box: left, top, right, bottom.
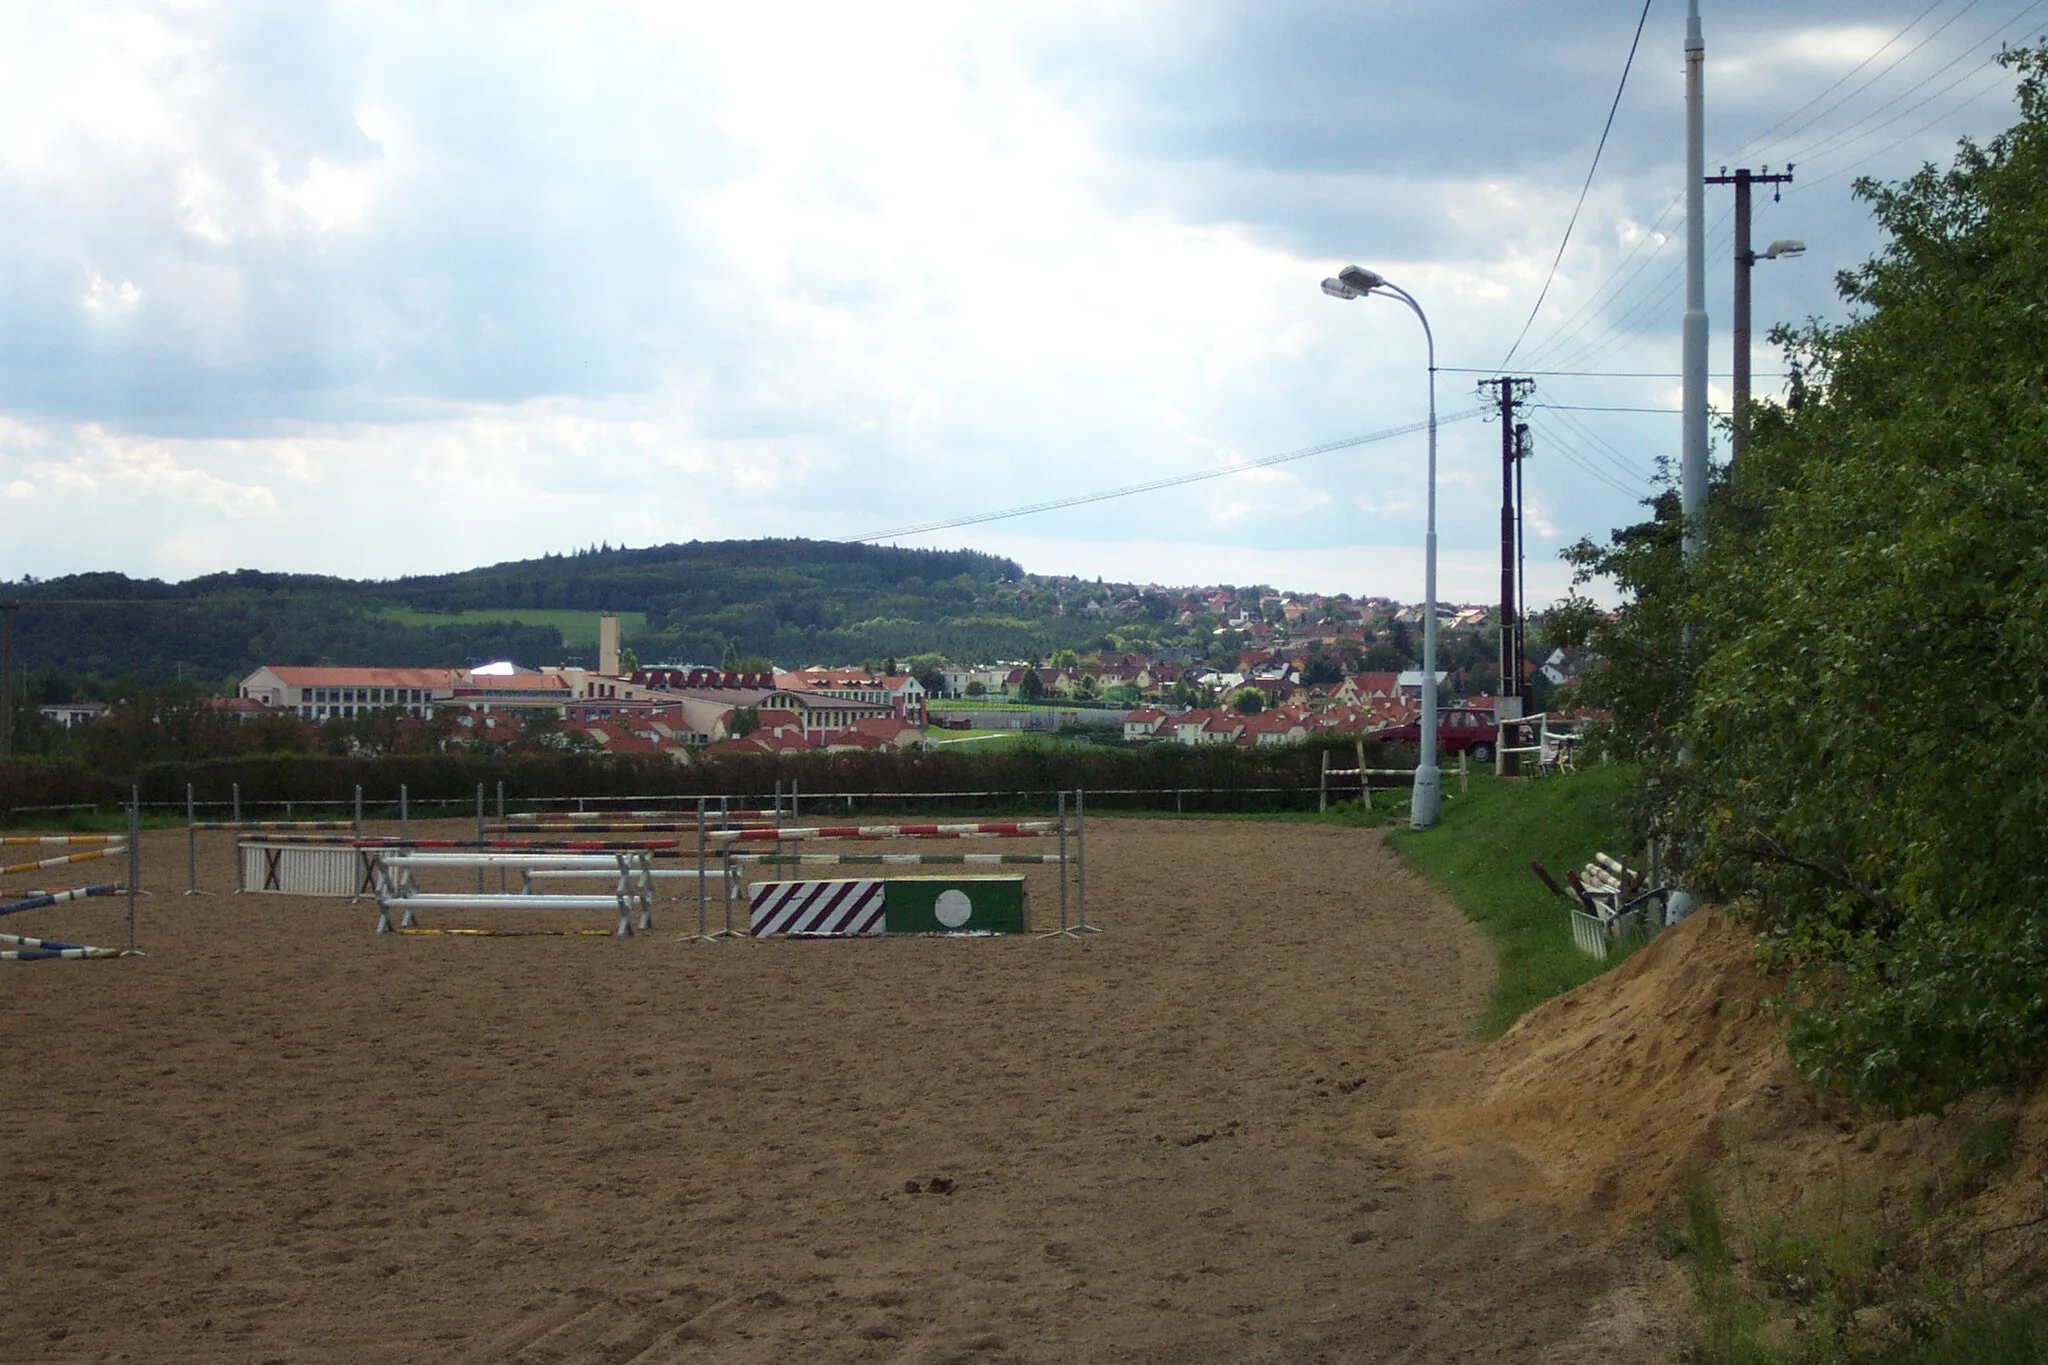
748, 879, 886, 937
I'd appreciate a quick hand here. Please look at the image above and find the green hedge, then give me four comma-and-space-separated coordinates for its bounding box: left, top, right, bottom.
0, 736, 1401, 818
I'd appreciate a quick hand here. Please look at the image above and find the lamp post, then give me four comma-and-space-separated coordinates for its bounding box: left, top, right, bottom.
1322, 264, 1441, 829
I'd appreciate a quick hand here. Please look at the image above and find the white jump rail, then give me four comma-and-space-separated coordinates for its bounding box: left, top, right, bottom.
1497, 711, 1583, 775
522, 865, 740, 900
371, 850, 656, 936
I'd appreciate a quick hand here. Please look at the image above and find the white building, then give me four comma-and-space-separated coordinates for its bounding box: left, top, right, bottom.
238, 667, 456, 722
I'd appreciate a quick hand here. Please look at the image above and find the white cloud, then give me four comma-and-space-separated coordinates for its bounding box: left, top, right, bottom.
0, 0, 2030, 609
81, 272, 141, 313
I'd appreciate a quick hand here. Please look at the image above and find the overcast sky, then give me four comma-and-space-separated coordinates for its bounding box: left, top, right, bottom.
2, 1, 2039, 605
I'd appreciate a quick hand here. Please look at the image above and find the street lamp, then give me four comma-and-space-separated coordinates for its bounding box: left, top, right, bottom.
1322, 264, 1441, 830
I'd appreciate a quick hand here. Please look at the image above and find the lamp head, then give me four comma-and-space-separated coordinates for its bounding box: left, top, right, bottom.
1336, 265, 1386, 294
1321, 278, 1363, 300
1762, 239, 1806, 260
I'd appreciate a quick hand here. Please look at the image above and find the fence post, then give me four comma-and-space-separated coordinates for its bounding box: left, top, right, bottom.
696, 797, 708, 940
399, 784, 408, 840
127, 785, 140, 951
1057, 789, 1069, 932
495, 780, 507, 891
1076, 786, 1089, 931
1459, 749, 1469, 794
232, 782, 241, 824
1319, 749, 1329, 813
353, 784, 363, 837
185, 782, 199, 895
475, 783, 485, 893
1357, 740, 1370, 810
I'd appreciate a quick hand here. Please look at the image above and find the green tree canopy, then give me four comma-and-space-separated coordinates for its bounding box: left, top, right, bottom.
1559, 45, 2048, 1113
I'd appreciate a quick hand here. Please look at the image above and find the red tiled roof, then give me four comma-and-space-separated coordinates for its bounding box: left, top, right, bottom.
263, 666, 455, 689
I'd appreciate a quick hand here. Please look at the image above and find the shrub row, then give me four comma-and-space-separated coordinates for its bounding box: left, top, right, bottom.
0, 737, 1403, 819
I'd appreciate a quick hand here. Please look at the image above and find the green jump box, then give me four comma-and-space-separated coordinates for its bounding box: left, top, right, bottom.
883, 876, 1028, 935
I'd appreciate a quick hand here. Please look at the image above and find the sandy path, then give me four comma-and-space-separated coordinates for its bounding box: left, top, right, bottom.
5, 818, 1629, 1363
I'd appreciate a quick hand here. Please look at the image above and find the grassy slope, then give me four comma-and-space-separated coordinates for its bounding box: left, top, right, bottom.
1387, 764, 1639, 1038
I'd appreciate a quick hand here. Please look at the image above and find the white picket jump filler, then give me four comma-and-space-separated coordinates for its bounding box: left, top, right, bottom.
371, 850, 656, 936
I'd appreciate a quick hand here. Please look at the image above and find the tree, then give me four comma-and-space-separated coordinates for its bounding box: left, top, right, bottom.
1570, 46, 2048, 1113
1017, 669, 1046, 703
964, 680, 986, 697
1049, 648, 1079, 669
1230, 688, 1264, 716
1299, 651, 1344, 687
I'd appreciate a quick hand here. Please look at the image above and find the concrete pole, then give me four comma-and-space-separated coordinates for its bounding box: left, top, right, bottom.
1401, 286, 1443, 831
1681, 0, 1709, 564
1667, 0, 1709, 925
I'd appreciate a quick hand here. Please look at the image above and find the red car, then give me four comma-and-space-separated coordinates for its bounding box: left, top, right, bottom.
1367, 708, 1499, 764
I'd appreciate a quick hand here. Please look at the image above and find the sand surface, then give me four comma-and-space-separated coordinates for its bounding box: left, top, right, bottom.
6, 818, 1645, 1363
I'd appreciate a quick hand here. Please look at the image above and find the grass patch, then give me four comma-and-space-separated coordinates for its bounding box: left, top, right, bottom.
372, 607, 646, 649
1386, 764, 1640, 1038
1664, 1127, 2048, 1364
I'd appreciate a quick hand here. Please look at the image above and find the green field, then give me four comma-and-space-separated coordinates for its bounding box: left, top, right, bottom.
371, 608, 646, 649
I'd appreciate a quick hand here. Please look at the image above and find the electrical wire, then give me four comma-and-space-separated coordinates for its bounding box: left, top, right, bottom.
1792, 59, 2025, 191
1439, 367, 1789, 379
1739, 0, 1986, 163
850, 407, 1490, 543
1497, 0, 1655, 371
1713, 0, 1950, 165
1516, 2, 2037, 375
1526, 417, 1649, 498
1533, 401, 1680, 414
1512, 190, 1686, 370
1542, 401, 1660, 484
1781, 1, 2040, 168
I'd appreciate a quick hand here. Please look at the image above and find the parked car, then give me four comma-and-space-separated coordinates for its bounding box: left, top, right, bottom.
1367, 707, 1499, 763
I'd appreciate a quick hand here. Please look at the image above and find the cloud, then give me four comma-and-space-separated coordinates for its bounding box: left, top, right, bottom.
0, 0, 2032, 610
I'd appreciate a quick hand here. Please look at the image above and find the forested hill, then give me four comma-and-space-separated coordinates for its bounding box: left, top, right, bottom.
1, 539, 1153, 687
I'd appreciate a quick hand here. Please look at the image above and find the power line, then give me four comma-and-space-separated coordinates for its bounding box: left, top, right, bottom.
1526, 418, 1648, 498
1793, 60, 2024, 191
850, 407, 1491, 544
1439, 366, 1788, 378
1541, 402, 1659, 484
1714, 0, 1950, 164
1782, 1, 2040, 168
1516, 1, 2037, 375
1533, 402, 1680, 414
1513, 191, 1685, 368
1498, 0, 1655, 371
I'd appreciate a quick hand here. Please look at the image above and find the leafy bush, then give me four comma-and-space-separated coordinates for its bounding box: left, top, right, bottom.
1556, 45, 2048, 1113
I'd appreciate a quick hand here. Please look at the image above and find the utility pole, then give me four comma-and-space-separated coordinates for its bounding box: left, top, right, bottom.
1667, 0, 1709, 929
1681, 0, 1709, 564
1479, 377, 1534, 713
1705, 164, 1797, 474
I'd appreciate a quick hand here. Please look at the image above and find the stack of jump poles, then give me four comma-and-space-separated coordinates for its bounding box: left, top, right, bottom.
1, 786, 141, 961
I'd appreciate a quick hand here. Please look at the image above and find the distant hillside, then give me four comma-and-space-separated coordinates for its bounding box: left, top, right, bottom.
2, 539, 1166, 687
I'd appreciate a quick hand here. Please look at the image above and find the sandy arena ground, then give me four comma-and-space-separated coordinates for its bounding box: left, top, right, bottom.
5, 818, 1647, 1363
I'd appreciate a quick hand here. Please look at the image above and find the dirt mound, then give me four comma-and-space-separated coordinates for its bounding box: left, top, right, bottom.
1404, 909, 1799, 1226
